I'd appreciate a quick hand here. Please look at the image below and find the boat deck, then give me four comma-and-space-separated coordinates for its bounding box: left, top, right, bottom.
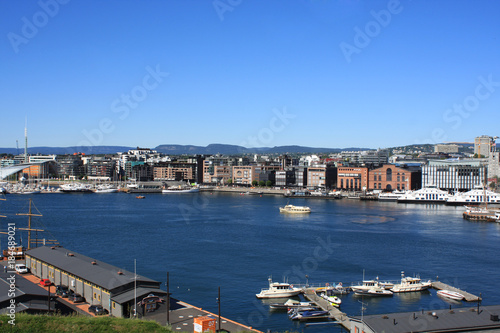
432, 281, 482, 302
302, 288, 351, 330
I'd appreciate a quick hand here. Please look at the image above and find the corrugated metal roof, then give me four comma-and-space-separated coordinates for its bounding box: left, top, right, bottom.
353, 305, 500, 332
111, 287, 168, 304
26, 246, 159, 292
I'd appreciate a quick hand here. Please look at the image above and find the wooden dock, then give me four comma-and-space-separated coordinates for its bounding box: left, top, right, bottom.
432, 281, 482, 302
302, 288, 351, 330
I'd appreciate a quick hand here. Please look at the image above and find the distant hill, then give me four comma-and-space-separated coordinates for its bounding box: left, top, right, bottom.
0, 144, 372, 155
153, 144, 371, 155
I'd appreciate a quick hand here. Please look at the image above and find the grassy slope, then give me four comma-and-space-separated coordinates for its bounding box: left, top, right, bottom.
0, 313, 173, 333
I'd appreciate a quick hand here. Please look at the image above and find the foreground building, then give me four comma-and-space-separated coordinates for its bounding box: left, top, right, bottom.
350, 305, 500, 333
25, 246, 167, 318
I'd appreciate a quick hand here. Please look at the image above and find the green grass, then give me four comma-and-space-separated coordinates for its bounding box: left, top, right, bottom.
0, 313, 173, 333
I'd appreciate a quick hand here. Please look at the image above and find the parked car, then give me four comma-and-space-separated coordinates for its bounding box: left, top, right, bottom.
40, 279, 52, 287
69, 293, 85, 303
88, 304, 108, 316
55, 285, 69, 297
14, 264, 29, 274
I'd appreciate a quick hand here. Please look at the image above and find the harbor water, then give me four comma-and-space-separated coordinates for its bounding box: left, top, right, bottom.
1, 192, 500, 332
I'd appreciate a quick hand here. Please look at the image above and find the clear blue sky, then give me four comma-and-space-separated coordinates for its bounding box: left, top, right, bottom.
1, 0, 499, 149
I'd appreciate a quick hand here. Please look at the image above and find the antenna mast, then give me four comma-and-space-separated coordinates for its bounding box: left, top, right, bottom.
24, 117, 28, 163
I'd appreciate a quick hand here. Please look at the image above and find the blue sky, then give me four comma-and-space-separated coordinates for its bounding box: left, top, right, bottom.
1, 0, 499, 150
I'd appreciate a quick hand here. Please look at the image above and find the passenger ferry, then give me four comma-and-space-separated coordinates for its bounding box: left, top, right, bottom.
397, 185, 451, 204
447, 186, 500, 206
279, 204, 311, 214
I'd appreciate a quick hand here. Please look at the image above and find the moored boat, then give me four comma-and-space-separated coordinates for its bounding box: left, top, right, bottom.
437, 289, 464, 301
397, 185, 451, 204
256, 277, 302, 299
354, 286, 393, 297
390, 271, 431, 293
59, 183, 94, 193
162, 185, 199, 193
279, 204, 311, 214
447, 186, 500, 206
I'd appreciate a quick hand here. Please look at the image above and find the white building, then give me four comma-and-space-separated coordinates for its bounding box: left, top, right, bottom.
422, 159, 487, 191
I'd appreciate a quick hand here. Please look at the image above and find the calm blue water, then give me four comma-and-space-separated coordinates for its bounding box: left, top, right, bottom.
2, 192, 500, 332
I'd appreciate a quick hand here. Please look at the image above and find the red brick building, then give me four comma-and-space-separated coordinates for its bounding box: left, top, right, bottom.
369, 165, 420, 191
337, 166, 369, 190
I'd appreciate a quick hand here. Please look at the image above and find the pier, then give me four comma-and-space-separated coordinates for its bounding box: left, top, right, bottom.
432, 281, 482, 302
302, 288, 351, 330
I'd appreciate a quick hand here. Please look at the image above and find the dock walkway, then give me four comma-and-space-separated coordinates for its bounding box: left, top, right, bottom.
432, 281, 482, 302
302, 288, 351, 330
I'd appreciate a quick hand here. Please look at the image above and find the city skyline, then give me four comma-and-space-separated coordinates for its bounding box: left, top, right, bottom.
1, 1, 499, 149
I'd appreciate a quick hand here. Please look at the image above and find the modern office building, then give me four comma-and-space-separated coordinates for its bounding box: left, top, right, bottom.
422, 159, 487, 191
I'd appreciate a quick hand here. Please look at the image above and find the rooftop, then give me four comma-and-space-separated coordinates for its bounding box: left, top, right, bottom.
25, 246, 159, 292
352, 305, 500, 333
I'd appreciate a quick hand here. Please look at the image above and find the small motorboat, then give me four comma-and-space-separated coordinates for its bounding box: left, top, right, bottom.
437, 290, 464, 301
320, 293, 342, 306
136, 195, 145, 199
269, 299, 313, 309
289, 309, 329, 320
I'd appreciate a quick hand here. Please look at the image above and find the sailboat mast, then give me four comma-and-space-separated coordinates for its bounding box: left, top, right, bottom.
16, 199, 42, 250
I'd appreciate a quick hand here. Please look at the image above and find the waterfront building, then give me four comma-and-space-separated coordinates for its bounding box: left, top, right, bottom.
56, 154, 85, 179
307, 165, 326, 188
86, 157, 116, 180
25, 246, 168, 318
337, 166, 369, 190
422, 159, 487, 191
153, 157, 204, 183
202, 155, 239, 185
275, 166, 309, 188
369, 165, 421, 191
232, 166, 257, 185
475, 135, 496, 158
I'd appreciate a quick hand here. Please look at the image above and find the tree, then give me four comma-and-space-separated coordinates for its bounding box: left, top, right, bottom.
265, 180, 272, 187
252, 180, 259, 187
258, 180, 265, 187
226, 178, 232, 185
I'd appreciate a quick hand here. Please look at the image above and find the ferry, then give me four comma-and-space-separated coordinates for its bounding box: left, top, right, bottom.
279, 204, 311, 214
447, 186, 500, 206
397, 185, 451, 204
390, 271, 431, 293
256, 277, 302, 299
59, 183, 94, 193
378, 190, 405, 201
162, 185, 199, 193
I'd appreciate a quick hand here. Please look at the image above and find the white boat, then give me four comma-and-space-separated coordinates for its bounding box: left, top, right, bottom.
256, 277, 302, 299
59, 183, 94, 193
320, 293, 342, 306
351, 277, 392, 292
378, 190, 405, 201
354, 286, 393, 297
269, 299, 314, 309
279, 204, 311, 214
397, 185, 451, 204
390, 271, 432, 293
94, 184, 119, 193
162, 185, 199, 193
437, 289, 464, 301
447, 186, 500, 206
